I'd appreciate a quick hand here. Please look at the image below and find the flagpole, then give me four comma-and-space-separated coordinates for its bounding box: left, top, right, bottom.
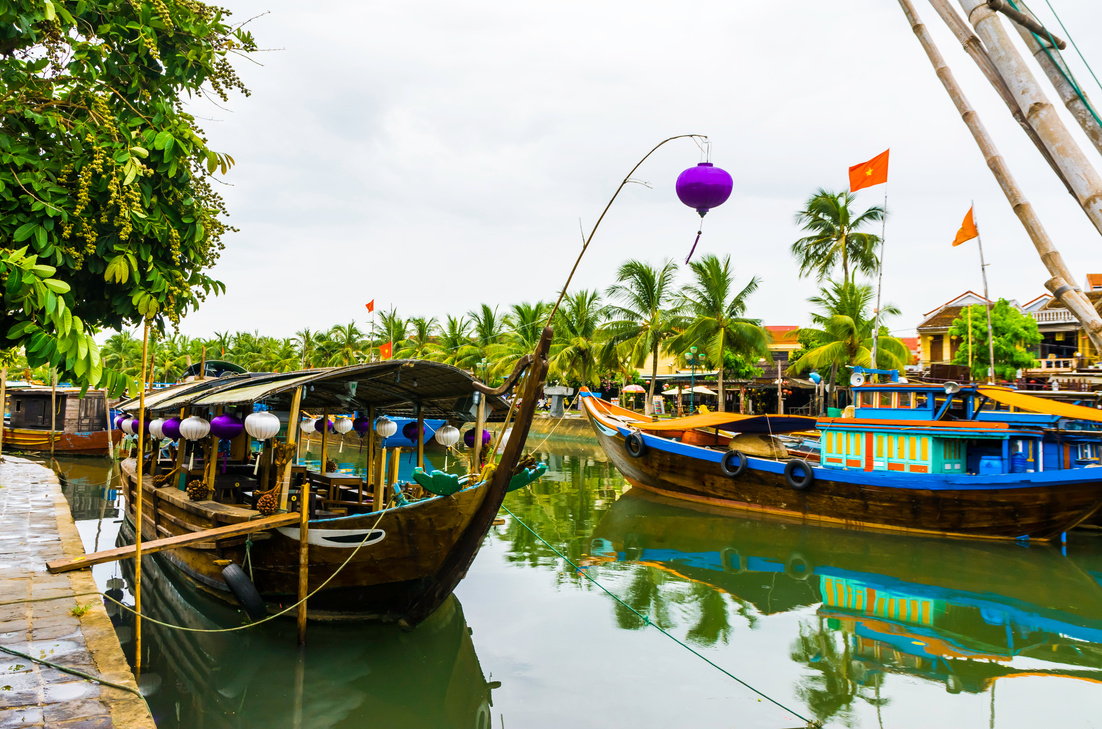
973, 202, 997, 384
870, 188, 888, 373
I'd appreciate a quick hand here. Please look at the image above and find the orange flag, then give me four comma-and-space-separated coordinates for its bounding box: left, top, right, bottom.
849, 149, 890, 192
952, 206, 978, 246
379, 341, 392, 360
365, 299, 375, 313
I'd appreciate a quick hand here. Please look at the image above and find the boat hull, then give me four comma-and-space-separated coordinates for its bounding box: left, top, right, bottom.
583, 398, 1102, 540
2, 427, 121, 455
120, 459, 496, 622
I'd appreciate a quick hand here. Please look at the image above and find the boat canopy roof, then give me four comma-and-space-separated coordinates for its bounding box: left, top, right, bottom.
633, 412, 817, 435
978, 386, 1102, 423
120, 360, 510, 421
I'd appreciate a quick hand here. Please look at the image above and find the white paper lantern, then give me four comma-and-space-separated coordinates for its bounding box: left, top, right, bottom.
245, 411, 281, 441
374, 416, 397, 438
434, 424, 460, 448
334, 417, 353, 435
179, 416, 211, 442
148, 419, 165, 440
300, 418, 316, 434
120, 418, 135, 435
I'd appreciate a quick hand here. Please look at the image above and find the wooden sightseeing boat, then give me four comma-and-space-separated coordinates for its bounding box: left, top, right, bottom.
3, 385, 121, 455
102, 329, 552, 626
580, 379, 1102, 540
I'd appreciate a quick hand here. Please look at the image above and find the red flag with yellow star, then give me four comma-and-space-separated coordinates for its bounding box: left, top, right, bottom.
849, 149, 890, 192
379, 341, 392, 360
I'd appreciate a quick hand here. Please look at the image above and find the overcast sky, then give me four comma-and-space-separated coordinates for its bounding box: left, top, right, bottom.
158, 0, 1102, 342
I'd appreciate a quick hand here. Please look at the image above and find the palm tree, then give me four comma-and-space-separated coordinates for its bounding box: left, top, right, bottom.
326, 322, 367, 367
491, 301, 549, 378
293, 328, 322, 369
468, 304, 504, 352
102, 331, 142, 378
377, 308, 407, 356
791, 189, 884, 284
549, 289, 604, 387
787, 280, 909, 382
395, 316, 439, 359
256, 338, 301, 372
668, 254, 771, 412
432, 315, 480, 369
601, 259, 680, 415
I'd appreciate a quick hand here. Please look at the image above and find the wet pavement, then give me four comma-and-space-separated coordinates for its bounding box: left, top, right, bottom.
0, 456, 153, 729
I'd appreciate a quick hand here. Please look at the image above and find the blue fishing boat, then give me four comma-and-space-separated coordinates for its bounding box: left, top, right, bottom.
580, 375, 1102, 540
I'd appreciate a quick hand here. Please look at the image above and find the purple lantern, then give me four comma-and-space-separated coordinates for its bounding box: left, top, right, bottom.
675, 162, 734, 264
161, 417, 182, 441
210, 413, 244, 440
402, 421, 426, 442
314, 418, 334, 434
675, 162, 733, 215
114, 414, 126, 430
352, 416, 372, 436
463, 428, 491, 448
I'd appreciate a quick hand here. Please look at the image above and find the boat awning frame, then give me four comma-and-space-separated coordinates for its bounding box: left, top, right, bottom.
632, 412, 817, 435
977, 386, 1102, 424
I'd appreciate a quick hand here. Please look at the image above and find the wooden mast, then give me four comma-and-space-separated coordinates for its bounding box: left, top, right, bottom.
277, 387, 303, 513
895, 0, 1102, 353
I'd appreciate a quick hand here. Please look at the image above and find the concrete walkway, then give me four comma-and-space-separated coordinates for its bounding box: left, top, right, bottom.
0, 456, 154, 729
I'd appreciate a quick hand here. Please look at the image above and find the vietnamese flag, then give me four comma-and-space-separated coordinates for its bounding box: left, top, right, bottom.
365, 299, 375, 313
952, 206, 979, 246
379, 341, 392, 360
849, 149, 890, 192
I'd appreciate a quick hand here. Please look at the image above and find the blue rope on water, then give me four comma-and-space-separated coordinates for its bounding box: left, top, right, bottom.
500, 505, 819, 728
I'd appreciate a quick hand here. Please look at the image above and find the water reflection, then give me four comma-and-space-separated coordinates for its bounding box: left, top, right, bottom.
112, 530, 496, 729
588, 489, 1102, 725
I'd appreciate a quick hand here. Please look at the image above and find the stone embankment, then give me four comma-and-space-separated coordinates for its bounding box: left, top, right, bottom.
0, 456, 154, 729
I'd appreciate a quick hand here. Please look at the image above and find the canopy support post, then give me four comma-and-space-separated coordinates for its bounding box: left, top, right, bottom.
278, 388, 303, 513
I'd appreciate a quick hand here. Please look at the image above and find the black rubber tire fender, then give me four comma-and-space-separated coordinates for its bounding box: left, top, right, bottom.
784, 552, 812, 580
221, 563, 267, 620
625, 431, 647, 458
720, 450, 748, 478
783, 459, 815, 491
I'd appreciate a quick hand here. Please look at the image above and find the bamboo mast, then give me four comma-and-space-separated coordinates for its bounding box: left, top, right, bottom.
897, 0, 1102, 353
134, 318, 151, 672
999, 0, 1102, 156
277, 388, 303, 513
955, 0, 1102, 240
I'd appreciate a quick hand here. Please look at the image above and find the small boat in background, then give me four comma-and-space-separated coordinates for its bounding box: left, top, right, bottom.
3, 383, 121, 456
580, 378, 1102, 540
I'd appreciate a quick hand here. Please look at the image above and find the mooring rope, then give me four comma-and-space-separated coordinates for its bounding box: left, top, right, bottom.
99, 500, 394, 634
0, 645, 143, 696
500, 504, 820, 728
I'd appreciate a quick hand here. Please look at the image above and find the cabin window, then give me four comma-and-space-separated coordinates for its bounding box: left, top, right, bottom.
861, 391, 876, 408
898, 392, 914, 409
878, 392, 892, 408
15, 401, 20, 411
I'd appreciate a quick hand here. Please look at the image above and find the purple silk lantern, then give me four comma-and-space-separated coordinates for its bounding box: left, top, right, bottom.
352, 416, 372, 436
315, 418, 334, 434
463, 428, 491, 448
161, 417, 182, 441
114, 414, 126, 430
402, 421, 426, 442
675, 162, 734, 264
209, 413, 244, 440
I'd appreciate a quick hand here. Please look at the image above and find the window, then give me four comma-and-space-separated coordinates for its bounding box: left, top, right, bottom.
861, 391, 876, 408
878, 392, 892, 408
898, 392, 914, 409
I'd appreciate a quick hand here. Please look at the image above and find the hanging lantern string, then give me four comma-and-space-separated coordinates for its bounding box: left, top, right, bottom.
543, 133, 709, 327
684, 215, 707, 265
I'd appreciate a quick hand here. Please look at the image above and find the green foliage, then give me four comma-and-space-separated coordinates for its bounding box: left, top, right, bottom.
949, 301, 1042, 380
788, 280, 909, 377
791, 189, 884, 284
0, 0, 255, 393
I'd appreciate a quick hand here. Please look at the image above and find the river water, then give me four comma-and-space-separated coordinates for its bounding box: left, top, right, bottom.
45, 437, 1102, 728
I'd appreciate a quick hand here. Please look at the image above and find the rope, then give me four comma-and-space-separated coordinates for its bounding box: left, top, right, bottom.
101, 501, 394, 634
0, 645, 143, 697
1040, 0, 1102, 95
1006, 0, 1102, 130
500, 505, 819, 728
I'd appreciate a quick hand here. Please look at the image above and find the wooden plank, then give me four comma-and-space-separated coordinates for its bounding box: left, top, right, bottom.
46, 512, 299, 574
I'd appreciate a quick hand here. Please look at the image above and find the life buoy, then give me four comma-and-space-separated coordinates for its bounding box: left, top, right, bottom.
784, 459, 814, 491
720, 450, 748, 478
721, 547, 745, 574
625, 431, 647, 458
221, 563, 267, 620
785, 552, 812, 580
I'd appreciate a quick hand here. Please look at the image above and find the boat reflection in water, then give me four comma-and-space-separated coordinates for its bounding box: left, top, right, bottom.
113, 521, 497, 729
589, 490, 1102, 719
